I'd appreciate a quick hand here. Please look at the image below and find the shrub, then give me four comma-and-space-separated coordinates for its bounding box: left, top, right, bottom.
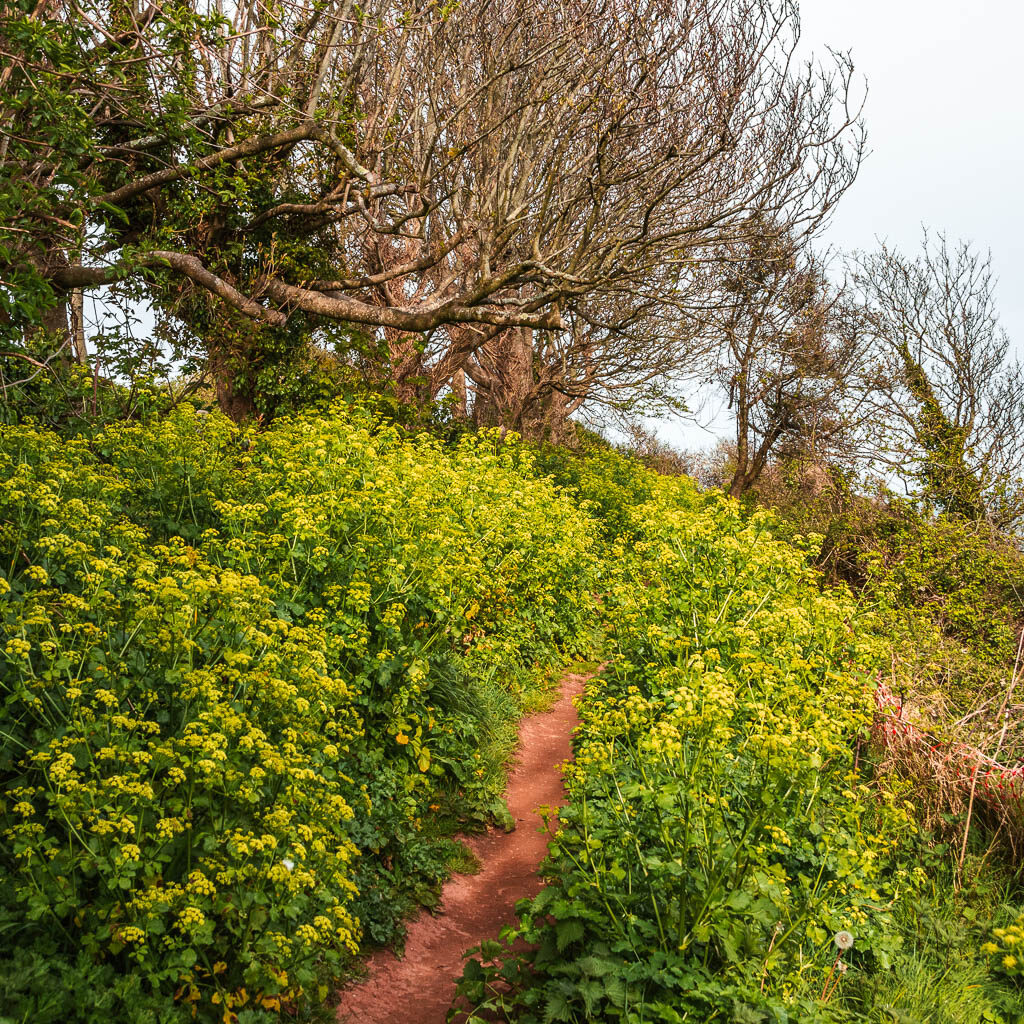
750, 467, 1024, 848
0, 403, 600, 1021
458, 482, 924, 1021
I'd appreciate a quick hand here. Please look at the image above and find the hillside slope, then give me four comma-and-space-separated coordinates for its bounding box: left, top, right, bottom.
0, 403, 1020, 1023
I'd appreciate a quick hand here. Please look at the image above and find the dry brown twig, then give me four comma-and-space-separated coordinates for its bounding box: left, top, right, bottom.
873, 632, 1024, 864
955, 630, 1023, 888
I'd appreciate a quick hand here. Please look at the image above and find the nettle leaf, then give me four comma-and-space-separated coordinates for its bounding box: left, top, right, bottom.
543, 989, 571, 1024
576, 955, 614, 978
461, 958, 485, 982
555, 919, 585, 952
479, 939, 504, 961
578, 978, 604, 1014
602, 974, 627, 1008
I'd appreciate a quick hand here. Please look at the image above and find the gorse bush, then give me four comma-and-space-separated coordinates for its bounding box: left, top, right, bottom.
0, 403, 599, 1022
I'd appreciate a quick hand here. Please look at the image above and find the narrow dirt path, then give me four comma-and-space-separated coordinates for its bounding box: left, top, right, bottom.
335, 669, 589, 1024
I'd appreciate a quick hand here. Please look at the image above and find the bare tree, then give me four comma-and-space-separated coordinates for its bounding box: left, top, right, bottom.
2, 0, 864, 420
3, 0, 572, 411
698, 220, 868, 496
397, 0, 868, 436
413, 0, 867, 435
462, 287, 701, 440
852, 234, 1024, 529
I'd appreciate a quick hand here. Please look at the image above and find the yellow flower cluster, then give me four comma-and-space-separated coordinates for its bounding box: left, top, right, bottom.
524, 456, 916, 1009
2, 403, 607, 1018
988, 913, 1024, 977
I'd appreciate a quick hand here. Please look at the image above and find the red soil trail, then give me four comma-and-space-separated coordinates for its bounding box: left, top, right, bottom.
335, 669, 589, 1024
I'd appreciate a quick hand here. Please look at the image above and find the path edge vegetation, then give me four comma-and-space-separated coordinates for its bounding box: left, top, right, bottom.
450, 441, 1024, 1023
0, 399, 1020, 1024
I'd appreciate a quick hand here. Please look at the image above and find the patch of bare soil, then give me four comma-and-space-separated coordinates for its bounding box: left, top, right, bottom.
335, 669, 589, 1024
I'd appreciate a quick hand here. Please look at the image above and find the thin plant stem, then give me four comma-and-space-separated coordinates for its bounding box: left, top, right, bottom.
956, 629, 1023, 889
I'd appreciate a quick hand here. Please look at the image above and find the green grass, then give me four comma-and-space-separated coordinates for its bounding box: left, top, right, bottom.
438, 839, 482, 877
838, 854, 1024, 1023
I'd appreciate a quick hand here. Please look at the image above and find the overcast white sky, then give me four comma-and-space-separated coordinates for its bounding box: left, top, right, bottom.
662, 0, 1024, 449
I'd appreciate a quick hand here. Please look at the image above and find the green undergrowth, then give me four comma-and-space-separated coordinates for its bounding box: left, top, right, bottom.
1, 406, 1020, 1024
836, 853, 1021, 1023
456, 449, 1024, 1023
751, 473, 1024, 855
0, 403, 601, 1023
759, 478, 1024, 714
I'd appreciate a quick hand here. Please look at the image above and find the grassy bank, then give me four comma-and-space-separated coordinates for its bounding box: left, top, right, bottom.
1, 405, 1020, 1023
0, 403, 599, 1023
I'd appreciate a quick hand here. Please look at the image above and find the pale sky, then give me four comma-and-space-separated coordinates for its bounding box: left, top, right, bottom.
803, 0, 1023, 337
662, 0, 1024, 449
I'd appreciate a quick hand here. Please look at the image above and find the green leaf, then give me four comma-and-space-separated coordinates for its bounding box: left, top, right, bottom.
555, 919, 585, 952
479, 939, 504, 961
543, 989, 571, 1023
602, 974, 626, 1007
576, 955, 614, 978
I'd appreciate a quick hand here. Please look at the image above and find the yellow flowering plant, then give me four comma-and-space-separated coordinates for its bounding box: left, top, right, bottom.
988, 913, 1024, 980
0, 404, 601, 1021
6, 407, 1014, 1023
458, 461, 920, 1022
